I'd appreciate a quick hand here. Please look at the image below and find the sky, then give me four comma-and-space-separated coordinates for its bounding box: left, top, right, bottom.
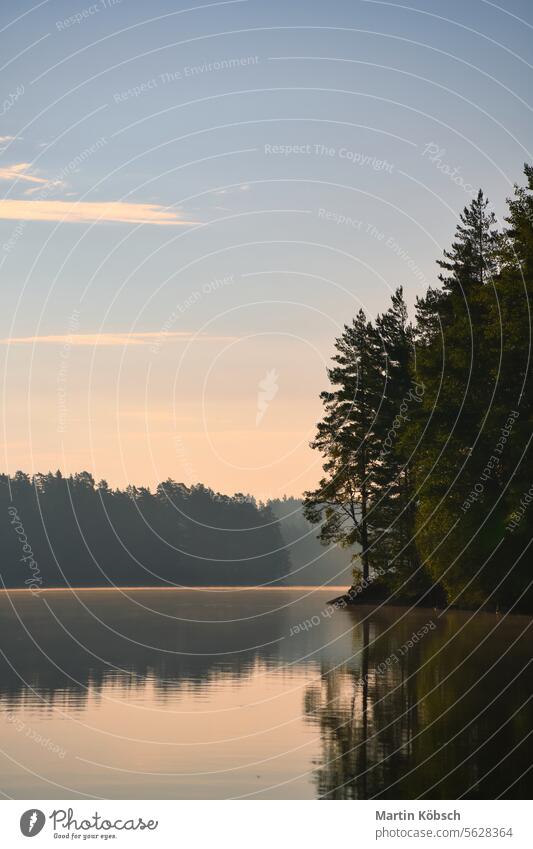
1, 0, 532, 499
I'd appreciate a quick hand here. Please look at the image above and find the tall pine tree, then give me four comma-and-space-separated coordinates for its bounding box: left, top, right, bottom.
304, 310, 384, 585
407, 191, 502, 605
371, 288, 427, 597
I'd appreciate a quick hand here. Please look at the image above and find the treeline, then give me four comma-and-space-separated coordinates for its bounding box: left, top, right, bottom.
1, 472, 289, 588
304, 165, 533, 610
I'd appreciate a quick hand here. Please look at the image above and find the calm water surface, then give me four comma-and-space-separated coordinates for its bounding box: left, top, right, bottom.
0, 588, 531, 799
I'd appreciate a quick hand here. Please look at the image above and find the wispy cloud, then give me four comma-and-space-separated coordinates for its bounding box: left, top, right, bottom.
0, 162, 50, 185
214, 184, 251, 196
0, 331, 235, 347
0, 199, 199, 225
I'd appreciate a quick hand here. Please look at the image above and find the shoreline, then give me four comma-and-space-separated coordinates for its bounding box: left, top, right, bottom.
1, 585, 530, 615
0, 584, 350, 593
326, 589, 533, 615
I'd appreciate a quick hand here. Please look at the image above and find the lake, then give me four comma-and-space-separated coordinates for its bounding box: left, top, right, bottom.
0, 588, 531, 799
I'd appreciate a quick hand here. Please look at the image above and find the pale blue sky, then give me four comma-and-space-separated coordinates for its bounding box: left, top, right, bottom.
1, 0, 532, 496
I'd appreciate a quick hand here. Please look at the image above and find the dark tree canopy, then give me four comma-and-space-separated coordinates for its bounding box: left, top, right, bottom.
305, 166, 533, 611
1, 472, 289, 589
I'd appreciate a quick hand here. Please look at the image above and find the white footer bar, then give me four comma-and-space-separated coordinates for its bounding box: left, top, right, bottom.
3, 799, 530, 848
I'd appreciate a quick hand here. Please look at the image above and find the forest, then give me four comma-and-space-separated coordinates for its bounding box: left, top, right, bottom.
1, 470, 363, 589
304, 164, 533, 611
1, 473, 289, 588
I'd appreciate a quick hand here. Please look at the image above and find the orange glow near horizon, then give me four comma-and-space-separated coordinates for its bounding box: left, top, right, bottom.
1, 332, 328, 499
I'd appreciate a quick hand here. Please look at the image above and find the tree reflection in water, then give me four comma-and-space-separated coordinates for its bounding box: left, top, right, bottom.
304, 609, 533, 799
0, 591, 531, 799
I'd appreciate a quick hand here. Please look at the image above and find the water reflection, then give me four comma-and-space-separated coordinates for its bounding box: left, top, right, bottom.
305, 609, 533, 799
0, 589, 531, 798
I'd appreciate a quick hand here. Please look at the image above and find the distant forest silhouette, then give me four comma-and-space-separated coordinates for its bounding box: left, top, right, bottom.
1, 471, 351, 589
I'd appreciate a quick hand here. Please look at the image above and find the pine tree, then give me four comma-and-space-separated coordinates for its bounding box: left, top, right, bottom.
478, 165, 533, 607
438, 189, 499, 292
407, 191, 502, 604
306, 172, 533, 609
304, 310, 384, 585
371, 288, 425, 596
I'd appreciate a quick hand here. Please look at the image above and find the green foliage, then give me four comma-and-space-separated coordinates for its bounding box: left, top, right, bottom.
306, 167, 533, 610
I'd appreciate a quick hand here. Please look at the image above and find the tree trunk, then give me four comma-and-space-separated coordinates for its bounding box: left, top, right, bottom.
360, 482, 370, 583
